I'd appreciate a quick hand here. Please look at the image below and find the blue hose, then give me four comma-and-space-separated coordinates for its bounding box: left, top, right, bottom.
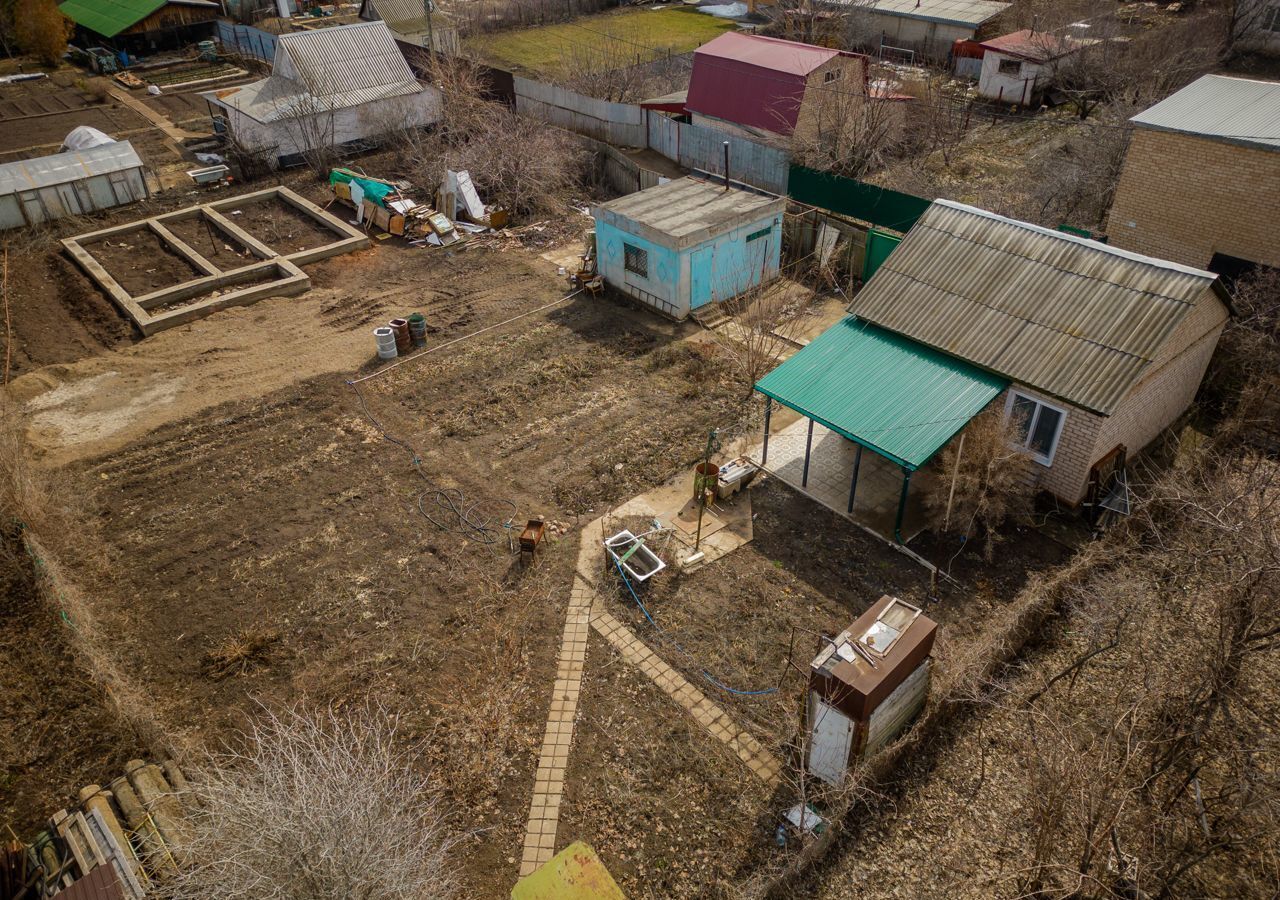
611, 557, 777, 697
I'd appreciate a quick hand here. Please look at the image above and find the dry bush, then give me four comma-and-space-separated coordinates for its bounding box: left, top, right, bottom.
710, 281, 818, 392
400, 57, 586, 218
789, 66, 910, 179
925, 405, 1035, 560
14, 0, 72, 66
203, 624, 281, 679
1205, 267, 1280, 450
165, 702, 461, 900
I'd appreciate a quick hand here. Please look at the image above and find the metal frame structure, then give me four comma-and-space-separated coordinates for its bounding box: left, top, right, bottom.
63, 186, 368, 336
760, 395, 916, 544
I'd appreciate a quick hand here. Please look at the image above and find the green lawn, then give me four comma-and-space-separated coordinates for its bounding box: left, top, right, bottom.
466, 7, 736, 77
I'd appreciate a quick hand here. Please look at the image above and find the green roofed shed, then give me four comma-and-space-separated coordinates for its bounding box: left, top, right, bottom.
59, 0, 165, 37
756, 317, 1007, 470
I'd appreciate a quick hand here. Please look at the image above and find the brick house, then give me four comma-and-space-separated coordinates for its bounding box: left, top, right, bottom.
1108, 74, 1280, 276
754, 200, 1230, 540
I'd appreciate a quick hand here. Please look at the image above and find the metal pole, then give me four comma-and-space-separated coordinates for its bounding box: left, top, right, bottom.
943, 431, 965, 532
723, 140, 730, 190
801, 418, 814, 488
847, 444, 862, 514
761, 397, 772, 465
694, 427, 719, 551
894, 467, 913, 545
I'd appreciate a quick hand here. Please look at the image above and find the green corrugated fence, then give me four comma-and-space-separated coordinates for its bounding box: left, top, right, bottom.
788, 165, 931, 233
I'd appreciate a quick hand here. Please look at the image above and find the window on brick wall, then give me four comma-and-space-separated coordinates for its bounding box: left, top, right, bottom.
1006, 390, 1066, 466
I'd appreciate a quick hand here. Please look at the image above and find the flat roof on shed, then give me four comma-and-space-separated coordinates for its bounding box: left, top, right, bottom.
593, 177, 784, 250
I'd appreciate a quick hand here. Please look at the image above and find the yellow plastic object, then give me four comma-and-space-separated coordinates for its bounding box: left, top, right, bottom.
511, 842, 625, 900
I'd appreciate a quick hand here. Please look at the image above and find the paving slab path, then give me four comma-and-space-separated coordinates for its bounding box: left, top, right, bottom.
517, 509, 782, 878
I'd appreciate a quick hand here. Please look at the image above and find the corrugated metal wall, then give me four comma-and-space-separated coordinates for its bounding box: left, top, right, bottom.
215, 21, 279, 62
513, 76, 646, 147
672, 119, 789, 195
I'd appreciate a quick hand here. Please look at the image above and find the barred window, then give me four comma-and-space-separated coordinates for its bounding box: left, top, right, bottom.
624, 243, 648, 277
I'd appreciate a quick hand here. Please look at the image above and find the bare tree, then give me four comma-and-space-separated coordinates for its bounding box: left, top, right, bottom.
789, 63, 910, 178
925, 404, 1035, 560
165, 703, 461, 900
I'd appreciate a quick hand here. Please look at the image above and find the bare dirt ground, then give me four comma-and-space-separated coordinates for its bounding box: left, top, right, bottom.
0, 528, 145, 834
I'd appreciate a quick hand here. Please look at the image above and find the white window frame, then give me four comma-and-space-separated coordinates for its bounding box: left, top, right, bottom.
1004, 390, 1067, 467
997, 56, 1022, 76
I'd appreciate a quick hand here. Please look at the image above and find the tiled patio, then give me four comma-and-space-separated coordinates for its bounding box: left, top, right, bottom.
749, 417, 936, 541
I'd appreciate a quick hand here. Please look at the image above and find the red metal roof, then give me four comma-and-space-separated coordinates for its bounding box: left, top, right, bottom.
978, 29, 1080, 62
686, 32, 859, 135
52, 866, 125, 900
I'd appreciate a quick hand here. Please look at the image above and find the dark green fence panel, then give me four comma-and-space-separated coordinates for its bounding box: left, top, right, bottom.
862, 229, 902, 281
788, 165, 931, 233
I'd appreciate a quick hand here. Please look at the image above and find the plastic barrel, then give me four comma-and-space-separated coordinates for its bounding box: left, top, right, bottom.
408, 312, 426, 346
374, 326, 397, 360
389, 318, 411, 354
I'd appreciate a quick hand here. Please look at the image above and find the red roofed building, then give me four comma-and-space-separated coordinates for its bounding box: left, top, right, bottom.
685, 32, 869, 140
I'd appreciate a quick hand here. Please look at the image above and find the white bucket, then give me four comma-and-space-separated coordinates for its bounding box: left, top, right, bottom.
374, 326, 397, 359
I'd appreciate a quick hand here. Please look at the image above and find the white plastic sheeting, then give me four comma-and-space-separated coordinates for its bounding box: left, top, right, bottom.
60, 126, 116, 153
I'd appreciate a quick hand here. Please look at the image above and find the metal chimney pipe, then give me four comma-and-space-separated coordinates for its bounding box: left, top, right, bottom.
723, 141, 730, 191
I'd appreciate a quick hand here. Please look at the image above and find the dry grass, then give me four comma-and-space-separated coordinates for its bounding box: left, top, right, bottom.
203, 624, 282, 680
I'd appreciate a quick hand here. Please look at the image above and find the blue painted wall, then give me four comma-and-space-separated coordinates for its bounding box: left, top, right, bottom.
594, 211, 782, 319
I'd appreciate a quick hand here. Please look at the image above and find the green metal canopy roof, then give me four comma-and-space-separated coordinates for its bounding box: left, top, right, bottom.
59, 0, 166, 37
755, 317, 1008, 469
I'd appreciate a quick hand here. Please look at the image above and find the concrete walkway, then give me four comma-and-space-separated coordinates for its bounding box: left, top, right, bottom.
107, 85, 203, 142
589, 606, 782, 785
517, 487, 777, 877
518, 531, 600, 877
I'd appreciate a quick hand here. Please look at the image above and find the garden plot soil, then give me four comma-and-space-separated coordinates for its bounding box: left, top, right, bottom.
0, 528, 145, 834
561, 633, 779, 899
51, 283, 748, 895
0, 105, 150, 156
221, 196, 344, 254
85, 228, 205, 296
160, 213, 257, 270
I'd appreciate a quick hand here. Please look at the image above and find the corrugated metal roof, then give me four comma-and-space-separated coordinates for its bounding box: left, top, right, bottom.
51, 865, 125, 900
361, 0, 435, 31
1130, 74, 1280, 152
210, 22, 425, 123
849, 200, 1224, 415
59, 0, 164, 37
0, 141, 144, 196
687, 33, 860, 134
978, 29, 1081, 61
58, 0, 215, 37
864, 0, 1009, 28
755, 316, 1007, 469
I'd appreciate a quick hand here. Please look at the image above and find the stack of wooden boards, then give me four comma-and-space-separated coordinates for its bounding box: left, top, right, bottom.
1, 759, 195, 900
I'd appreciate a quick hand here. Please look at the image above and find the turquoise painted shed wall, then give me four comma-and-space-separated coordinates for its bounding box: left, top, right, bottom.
594, 210, 782, 319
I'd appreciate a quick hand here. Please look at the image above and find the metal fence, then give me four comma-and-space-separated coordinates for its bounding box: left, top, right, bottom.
215, 21, 279, 62
513, 76, 646, 147
650, 115, 790, 195
788, 165, 931, 233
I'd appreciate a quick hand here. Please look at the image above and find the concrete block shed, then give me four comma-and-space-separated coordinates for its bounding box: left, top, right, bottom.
592, 177, 786, 320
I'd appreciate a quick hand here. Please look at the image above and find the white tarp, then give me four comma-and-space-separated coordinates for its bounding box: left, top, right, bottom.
60, 126, 116, 153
